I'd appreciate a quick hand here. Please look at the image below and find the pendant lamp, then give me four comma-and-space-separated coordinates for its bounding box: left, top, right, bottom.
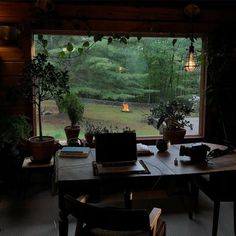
184, 42, 198, 72
183, 4, 200, 72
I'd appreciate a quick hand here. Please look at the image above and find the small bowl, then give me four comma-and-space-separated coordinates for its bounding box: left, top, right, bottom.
156, 139, 168, 152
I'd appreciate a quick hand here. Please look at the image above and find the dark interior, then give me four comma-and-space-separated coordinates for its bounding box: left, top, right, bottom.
1, 1, 236, 236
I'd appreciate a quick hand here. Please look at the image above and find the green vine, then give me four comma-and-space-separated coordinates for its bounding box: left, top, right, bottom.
36, 33, 141, 59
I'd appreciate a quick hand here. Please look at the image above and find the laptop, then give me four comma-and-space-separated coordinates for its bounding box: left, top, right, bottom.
94, 132, 148, 175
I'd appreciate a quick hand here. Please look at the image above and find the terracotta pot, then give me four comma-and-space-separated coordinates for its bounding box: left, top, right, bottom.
84, 133, 94, 147
163, 128, 186, 144
28, 136, 55, 163
64, 125, 80, 144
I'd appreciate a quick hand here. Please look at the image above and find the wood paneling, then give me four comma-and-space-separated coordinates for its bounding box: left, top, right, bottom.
55, 20, 214, 34
0, 75, 22, 86
0, 47, 24, 61
0, 2, 33, 19
0, 3, 32, 120
0, 62, 24, 75
0, 2, 235, 34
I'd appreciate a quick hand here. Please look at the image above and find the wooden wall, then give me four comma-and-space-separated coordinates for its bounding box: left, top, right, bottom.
0, 1, 236, 142
0, 2, 32, 118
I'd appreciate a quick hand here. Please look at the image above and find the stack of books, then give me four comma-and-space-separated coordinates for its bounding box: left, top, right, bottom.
59, 146, 90, 158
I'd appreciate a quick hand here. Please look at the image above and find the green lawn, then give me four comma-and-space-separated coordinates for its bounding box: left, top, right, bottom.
40, 101, 159, 141
83, 102, 159, 135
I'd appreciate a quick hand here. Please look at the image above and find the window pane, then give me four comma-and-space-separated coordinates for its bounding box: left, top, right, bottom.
34, 35, 202, 141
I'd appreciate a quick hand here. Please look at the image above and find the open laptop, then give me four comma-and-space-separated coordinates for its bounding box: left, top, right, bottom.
94, 132, 148, 175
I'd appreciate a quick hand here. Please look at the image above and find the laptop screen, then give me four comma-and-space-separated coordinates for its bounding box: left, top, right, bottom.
95, 132, 137, 163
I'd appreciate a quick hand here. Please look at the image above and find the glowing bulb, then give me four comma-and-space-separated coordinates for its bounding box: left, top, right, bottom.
184, 52, 196, 72
184, 43, 198, 72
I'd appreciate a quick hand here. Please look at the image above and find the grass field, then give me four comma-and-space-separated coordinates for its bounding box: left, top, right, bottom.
39, 100, 160, 141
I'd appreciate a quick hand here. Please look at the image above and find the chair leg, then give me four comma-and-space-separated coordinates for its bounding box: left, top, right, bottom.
234, 201, 236, 236
212, 201, 220, 236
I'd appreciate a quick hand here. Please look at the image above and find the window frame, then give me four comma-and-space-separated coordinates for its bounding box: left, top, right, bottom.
32, 31, 207, 144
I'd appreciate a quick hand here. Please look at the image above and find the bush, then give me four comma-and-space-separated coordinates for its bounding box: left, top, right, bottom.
59, 93, 84, 127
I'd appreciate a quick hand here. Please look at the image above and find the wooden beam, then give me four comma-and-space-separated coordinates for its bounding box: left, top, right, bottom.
0, 2, 236, 33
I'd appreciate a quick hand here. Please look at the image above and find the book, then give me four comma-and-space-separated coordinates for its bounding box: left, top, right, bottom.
59, 147, 90, 158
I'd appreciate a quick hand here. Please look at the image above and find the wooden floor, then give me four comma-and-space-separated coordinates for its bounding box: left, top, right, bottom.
0, 181, 234, 236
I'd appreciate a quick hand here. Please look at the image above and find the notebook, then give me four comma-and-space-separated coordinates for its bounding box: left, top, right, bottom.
93, 132, 149, 175
59, 147, 90, 158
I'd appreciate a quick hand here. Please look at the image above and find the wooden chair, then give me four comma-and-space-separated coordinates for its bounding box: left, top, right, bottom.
193, 172, 236, 236
64, 194, 166, 236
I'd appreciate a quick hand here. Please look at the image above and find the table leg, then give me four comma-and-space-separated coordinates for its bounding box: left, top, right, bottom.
59, 209, 68, 236
188, 176, 199, 219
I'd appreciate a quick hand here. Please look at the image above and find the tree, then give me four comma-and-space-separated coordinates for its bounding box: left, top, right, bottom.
22, 53, 70, 140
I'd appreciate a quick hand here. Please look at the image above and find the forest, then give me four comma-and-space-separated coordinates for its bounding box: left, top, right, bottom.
34, 34, 201, 139
35, 35, 201, 105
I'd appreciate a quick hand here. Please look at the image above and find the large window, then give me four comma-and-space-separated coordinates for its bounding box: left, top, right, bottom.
34, 34, 204, 141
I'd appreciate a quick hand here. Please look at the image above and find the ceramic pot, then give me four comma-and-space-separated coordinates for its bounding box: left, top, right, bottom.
163, 128, 186, 144
64, 125, 80, 144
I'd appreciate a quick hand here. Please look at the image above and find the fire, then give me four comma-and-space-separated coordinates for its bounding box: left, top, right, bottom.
122, 102, 130, 112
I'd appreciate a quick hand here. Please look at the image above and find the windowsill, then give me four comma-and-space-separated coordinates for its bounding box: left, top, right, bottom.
137, 135, 205, 145
58, 136, 205, 147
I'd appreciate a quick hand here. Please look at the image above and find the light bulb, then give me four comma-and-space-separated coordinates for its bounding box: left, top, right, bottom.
184, 52, 196, 72
184, 43, 197, 72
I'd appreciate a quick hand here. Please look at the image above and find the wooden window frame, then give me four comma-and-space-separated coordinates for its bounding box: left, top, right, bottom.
32, 31, 206, 144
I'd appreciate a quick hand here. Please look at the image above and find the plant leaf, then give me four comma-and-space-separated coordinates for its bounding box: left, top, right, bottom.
172, 38, 177, 46
83, 41, 90, 47
66, 42, 74, 52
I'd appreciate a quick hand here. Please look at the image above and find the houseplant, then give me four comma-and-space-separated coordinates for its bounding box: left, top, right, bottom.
149, 100, 193, 144
0, 115, 31, 183
84, 121, 97, 147
59, 92, 84, 144
22, 53, 70, 162
83, 121, 109, 147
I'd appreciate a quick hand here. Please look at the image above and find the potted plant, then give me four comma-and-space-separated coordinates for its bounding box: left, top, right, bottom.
59, 92, 84, 144
22, 53, 70, 162
0, 115, 31, 183
149, 100, 193, 144
83, 122, 113, 147
84, 121, 96, 147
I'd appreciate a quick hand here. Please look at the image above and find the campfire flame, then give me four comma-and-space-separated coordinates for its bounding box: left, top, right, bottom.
122, 102, 130, 112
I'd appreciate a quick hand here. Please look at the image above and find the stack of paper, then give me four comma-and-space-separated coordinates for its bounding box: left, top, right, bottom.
59, 147, 90, 158
137, 143, 154, 156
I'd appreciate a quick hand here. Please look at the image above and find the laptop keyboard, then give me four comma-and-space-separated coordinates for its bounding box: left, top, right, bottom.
102, 161, 135, 167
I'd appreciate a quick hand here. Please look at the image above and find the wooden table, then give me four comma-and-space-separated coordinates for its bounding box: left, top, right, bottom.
56, 142, 236, 236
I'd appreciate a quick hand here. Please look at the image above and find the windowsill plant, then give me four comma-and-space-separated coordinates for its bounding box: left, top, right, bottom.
149, 100, 193, 144
59, 92, 84, 144
84, 121, 111, 147
22, 53, 70, 162
83, 121, 135, 147
84, 121, 97, 147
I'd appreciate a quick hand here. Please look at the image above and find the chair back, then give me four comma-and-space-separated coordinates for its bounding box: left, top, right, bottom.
64, 194, 151, 235
209, 171, 236, 200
